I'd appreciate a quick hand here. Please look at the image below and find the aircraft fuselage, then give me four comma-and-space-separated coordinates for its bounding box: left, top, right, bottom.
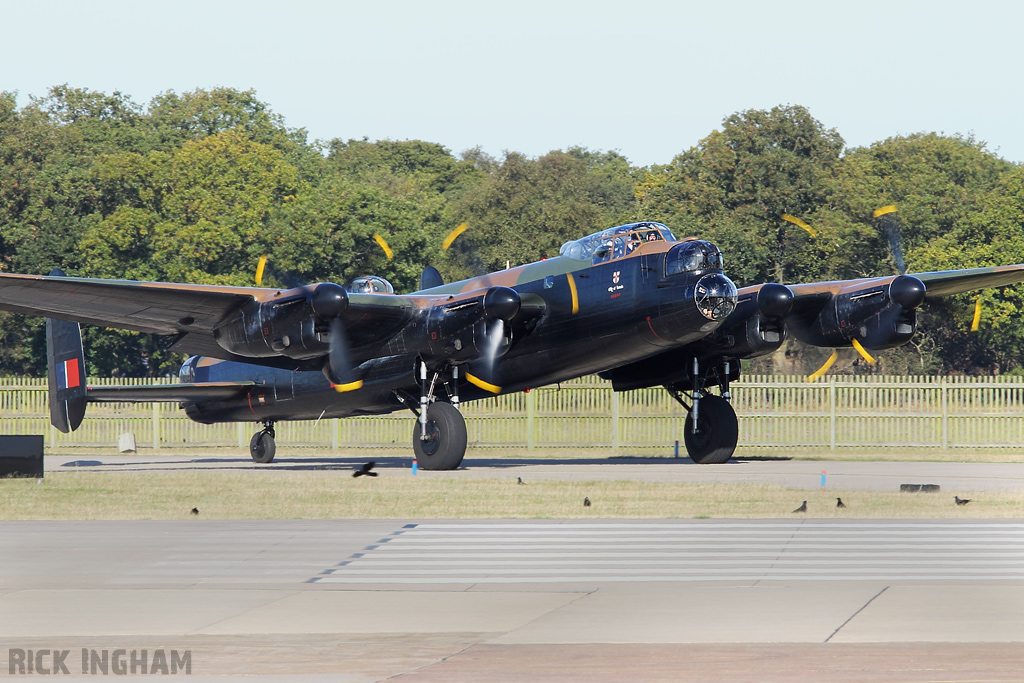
182, 237, 737, 425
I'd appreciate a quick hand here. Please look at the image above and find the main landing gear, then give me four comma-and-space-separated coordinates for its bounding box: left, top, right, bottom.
666, 358, 739, 464
250, 421, 276, 463
403, 362, 468, 470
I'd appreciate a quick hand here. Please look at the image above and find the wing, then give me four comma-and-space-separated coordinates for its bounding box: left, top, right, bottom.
0, 272, 419, 368
0, 272, 258, 334
912, 264, 1024, 298
736, 263, 1024, 353
777, 264, 1024, 337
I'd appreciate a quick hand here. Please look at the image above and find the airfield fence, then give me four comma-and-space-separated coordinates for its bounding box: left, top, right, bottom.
3, 375, 1024, 455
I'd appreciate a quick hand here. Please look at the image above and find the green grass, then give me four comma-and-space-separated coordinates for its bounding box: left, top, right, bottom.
2, 471, 1020, 520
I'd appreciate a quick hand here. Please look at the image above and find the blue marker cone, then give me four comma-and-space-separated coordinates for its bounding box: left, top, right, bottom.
412, 458, 418, 475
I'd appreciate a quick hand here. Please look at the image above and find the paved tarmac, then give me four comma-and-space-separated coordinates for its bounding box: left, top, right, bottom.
3, 518, 1024, 681
47, 452, 1024, 491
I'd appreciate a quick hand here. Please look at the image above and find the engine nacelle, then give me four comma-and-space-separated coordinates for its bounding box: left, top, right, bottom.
422, 286, 520, 363
213, 284, 347, 361
700, 283, 793, 360
789, 275, 925, 350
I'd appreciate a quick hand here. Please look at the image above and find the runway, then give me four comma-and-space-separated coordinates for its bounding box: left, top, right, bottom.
3, 519, 1024, 681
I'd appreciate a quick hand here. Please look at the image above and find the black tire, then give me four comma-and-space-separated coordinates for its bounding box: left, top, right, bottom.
250, 431, 276, 464
413, 401, 468, 470
684, 394, 738, 464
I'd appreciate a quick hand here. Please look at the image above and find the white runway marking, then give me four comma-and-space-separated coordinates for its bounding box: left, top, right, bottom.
314, 521, 1024, 585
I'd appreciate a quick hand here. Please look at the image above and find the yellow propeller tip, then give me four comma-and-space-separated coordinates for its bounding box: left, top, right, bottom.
873, 205, 898, 218
806, 349, 839, 382
971, 297, 983, 332
465, 372, 501, 394
851, 339, 876, 365
372, 234, 394, 260
781, 214, 817, 238
255, 255, 268, 287
442, 222, 470, 251
332, 380, 363, 393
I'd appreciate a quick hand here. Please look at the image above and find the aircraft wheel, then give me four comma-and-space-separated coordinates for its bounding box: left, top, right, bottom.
413, 401, 467, 470
250, 431, 276, 464
684, 394, 738, 464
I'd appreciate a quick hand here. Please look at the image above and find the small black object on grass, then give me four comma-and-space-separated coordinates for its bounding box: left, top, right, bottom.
955, 495, 971, 506
190, 507, 199, 516
353, 461, 378, 478
836, 498, 846, 509
793, 501, 807, 513
583, 497, 591, 507
517, 477, 523, 485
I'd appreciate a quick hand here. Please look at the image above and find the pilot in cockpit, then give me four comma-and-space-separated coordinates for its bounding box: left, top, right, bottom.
626, 233, 642, 253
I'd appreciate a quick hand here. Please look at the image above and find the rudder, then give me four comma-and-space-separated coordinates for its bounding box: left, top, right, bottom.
45, 269, 87, 433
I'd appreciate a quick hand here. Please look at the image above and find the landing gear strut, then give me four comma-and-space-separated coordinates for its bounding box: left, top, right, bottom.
667, 359, 738, 464
403, 361, 468, 470
250, 421, 276, 464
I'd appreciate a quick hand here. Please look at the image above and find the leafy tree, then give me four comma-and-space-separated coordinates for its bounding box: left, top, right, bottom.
145, 87, 320, 177
822, 133, 1014, 278
910, 165, 1024, 373
640, 105, 845, 286
82, 129, 303, 285
0, 86, 151, 374
446, 148, 636, 279
268, 173, 445, 293
816, 133, 1017, 374
326, 138, 480, 198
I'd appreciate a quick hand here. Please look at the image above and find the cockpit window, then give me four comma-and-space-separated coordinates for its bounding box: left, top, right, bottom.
559, 222, 677, 262
344, 275, 394, 294
666, 241, 724, 276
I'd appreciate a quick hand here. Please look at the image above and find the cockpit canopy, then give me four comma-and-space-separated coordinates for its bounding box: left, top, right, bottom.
559, 222, 677, 263
666, 240, 724, 275
344, 275, 394, 294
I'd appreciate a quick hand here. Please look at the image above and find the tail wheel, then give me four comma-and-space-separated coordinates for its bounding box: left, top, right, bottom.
413, 401, 468, 470
684, 394, 738, 464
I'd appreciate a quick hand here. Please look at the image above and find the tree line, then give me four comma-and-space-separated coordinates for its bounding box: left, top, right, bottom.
2, 86, 1022, 377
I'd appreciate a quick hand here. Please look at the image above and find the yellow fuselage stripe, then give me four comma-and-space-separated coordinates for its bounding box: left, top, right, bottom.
567, 273, 579, 314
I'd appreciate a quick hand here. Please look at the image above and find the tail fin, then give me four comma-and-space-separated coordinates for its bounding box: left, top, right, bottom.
420, 266, 444, 290
45, 269, 87, 433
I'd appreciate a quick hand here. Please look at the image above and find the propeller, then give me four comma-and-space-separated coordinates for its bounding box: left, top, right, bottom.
874, 205, 905, 274
781, 213, 817, 238
254, 254, 307, 289
441, 222, 489, 278
465, 286, 520, 394
309, 283, 362, 391
466, 318, 507, 393
326, 317, 361, 390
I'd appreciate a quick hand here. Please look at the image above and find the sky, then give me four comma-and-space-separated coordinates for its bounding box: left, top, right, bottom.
3, 0, 1022, 167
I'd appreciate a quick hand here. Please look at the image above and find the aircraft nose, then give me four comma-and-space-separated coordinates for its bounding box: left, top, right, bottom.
694, 273, 738, 321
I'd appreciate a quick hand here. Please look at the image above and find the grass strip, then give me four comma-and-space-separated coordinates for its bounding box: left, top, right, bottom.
2, 471, 1020, 520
